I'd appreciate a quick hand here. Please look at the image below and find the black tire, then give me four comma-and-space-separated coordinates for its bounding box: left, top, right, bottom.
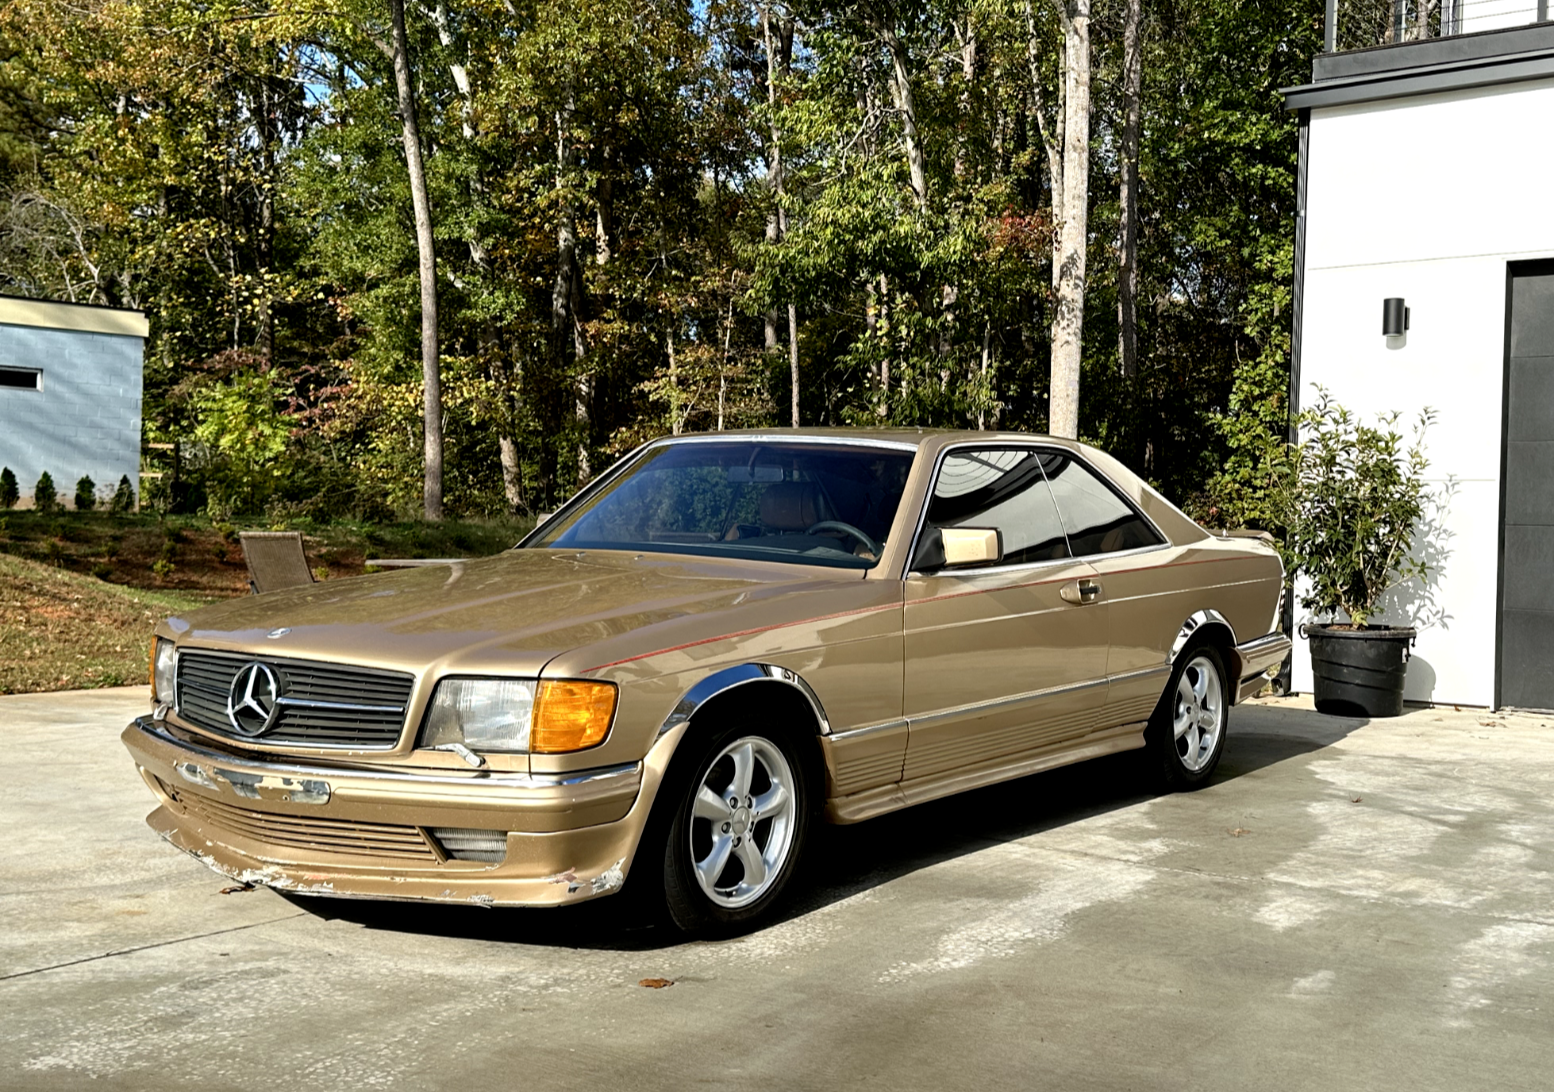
1145, 643, 1230, 790
659, 718, 815, 934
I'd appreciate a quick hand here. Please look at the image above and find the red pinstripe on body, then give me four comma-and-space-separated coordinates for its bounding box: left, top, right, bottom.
579, 552, 1267, 673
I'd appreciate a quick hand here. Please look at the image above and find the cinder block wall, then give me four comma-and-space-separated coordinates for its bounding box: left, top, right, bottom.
0, 323, 144, 508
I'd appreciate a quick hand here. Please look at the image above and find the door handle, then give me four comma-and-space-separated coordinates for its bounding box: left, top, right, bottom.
1060, 579, 1102, 606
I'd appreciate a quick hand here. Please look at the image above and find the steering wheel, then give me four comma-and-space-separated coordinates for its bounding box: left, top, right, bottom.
805, 520, 880, 557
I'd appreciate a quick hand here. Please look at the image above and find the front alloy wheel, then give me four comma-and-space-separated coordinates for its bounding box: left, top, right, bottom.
662, 726, 811, 932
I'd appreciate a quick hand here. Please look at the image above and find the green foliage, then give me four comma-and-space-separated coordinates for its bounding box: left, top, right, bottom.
74, 475, 96, 511
32, 471, 57, 514
188, 368, 290, 515
0, 0, 1322, 517
1279, 391, 1434, 628
0, 467, 17, 509
110, 475, 135, 515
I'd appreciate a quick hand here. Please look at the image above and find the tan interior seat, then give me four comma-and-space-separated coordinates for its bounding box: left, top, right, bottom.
760, 483, 820, 532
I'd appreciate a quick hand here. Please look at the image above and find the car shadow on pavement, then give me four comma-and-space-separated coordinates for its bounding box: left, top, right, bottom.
285, 701, 1366, 951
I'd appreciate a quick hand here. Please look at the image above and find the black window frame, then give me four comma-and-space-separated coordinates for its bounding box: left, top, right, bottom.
906, 442, 1169, 576
0, 366, 42, 391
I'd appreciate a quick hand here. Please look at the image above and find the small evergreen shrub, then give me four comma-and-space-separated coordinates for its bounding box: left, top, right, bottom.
74, 475, 96, 511
0, 467, 17, 509
33, 471, 58, 513
110, 475, 135, 514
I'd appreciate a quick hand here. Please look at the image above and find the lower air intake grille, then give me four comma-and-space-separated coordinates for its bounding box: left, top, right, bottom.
164, 783, 439, 862
176, 649, 415, 749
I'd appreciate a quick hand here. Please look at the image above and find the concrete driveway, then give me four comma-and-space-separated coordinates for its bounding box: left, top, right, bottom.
3, 687, 1552, 1091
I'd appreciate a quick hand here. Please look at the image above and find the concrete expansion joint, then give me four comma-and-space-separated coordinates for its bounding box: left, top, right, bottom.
0, 912, 306, 985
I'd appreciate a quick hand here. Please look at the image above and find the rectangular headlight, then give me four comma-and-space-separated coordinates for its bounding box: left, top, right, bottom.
152, 638, 178, 705
420, 678, 536, 754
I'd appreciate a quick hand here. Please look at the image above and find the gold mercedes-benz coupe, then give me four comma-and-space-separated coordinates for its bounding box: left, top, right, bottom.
124, 430, 1289, 931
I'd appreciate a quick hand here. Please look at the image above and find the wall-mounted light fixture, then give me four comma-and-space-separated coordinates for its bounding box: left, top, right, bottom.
1383, 297, 1410, 337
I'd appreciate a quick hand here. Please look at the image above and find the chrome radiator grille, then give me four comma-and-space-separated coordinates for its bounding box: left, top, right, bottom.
175, 649, 415, 749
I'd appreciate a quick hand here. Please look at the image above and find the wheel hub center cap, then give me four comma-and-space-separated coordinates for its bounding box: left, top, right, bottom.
730, 807, 752, 835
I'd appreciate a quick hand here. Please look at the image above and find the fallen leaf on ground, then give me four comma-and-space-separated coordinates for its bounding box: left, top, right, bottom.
1227, 828, 1251, 837
638, 978, 674, 989
220, 883, 255, 895
1351, 797, 1362, 803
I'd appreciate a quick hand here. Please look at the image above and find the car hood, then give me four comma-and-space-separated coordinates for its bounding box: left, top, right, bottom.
169, 549, 870, 677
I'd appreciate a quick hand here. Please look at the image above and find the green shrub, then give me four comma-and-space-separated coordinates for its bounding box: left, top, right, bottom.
90, 562, 113, 580
109, 475, 135, 515
1277, 390, 1434, 628
43, 539, 63, 566
151, 558, 175, 580
0, 467, 17, 509
33, 471, 58, 514
74, 475, 96, 511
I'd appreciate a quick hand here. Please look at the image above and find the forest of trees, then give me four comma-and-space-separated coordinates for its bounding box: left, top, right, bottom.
0, 0, 1322, 523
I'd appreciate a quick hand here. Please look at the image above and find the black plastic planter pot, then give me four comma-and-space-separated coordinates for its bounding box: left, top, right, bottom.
1301, 623, 1417, 718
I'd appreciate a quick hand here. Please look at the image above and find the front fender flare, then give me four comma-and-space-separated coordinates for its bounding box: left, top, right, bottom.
656, 663, 832, 739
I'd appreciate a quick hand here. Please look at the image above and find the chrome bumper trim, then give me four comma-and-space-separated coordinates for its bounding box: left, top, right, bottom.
128, 717, 640, 790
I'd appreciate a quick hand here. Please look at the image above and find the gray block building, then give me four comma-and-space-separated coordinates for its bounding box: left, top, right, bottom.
0, 295, 148, 508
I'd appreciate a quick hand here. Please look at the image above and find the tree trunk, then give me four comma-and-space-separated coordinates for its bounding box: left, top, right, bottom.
1118, 0, 1141, 381
386, 0, 442, 519
761, 5, 798, 423
553, 85, 590, 484
882, 26, 927, 212
256, 75, 277, 360
1049, 0, 1090, 440
788, 303, 800, 427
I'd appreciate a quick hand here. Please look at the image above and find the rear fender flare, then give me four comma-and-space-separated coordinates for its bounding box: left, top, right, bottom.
1170, 609, 1238, 674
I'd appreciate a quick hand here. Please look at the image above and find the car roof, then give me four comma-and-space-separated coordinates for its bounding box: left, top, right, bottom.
661, 427, 1083, 450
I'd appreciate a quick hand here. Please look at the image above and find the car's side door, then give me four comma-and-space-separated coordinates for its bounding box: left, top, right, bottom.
1039, 450, 1176, 730
902, 446, 1109, 784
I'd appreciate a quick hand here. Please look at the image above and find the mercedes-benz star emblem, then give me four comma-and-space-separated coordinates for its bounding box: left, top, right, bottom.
227, 662, 282, 737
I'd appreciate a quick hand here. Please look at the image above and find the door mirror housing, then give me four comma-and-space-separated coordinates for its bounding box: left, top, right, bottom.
912, 526, 1003, 572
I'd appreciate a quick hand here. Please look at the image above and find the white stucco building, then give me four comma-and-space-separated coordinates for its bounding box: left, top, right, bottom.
1283, 10, 1554, 710
0, 295, 148, 509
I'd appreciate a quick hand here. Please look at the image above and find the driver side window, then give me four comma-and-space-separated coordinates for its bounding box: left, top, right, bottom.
926, 448, 1070, 565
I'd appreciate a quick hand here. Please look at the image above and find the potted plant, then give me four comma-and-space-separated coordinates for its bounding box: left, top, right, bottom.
1279, 390, 1434, 718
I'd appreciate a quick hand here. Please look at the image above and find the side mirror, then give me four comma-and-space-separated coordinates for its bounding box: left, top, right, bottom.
911, 526, 1002, 573
942, 527, 1002, 567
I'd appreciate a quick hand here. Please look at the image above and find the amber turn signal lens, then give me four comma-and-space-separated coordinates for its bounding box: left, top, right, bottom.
531, 680, 617, 753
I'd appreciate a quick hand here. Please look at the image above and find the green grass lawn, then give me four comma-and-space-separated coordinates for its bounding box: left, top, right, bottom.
0, 511, 538, 693
0, 552, 214, 694
0, 510, 536, 597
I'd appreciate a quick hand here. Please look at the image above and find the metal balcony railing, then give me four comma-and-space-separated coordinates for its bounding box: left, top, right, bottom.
1325, 0, 1551, 52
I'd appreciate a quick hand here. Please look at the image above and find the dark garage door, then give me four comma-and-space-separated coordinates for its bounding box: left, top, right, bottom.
1501, 262, 1554, 711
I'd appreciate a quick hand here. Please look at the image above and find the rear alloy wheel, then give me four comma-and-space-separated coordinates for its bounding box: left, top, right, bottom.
663, 729, 810, 932
1147, 647, 1228, 789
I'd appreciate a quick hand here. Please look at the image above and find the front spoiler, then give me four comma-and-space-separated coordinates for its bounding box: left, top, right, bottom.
123, 716, 683, 907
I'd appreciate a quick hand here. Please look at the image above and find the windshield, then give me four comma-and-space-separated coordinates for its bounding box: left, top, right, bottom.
528, 441, 916, 570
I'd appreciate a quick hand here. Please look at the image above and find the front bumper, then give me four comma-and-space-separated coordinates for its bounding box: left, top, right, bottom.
122, 716, 680, 907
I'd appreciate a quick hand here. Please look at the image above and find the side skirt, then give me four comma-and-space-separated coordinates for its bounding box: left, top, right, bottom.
824, 721, 1149, 825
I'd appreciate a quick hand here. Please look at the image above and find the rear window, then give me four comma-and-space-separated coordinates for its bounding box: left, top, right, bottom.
1042, 453, 1163, 556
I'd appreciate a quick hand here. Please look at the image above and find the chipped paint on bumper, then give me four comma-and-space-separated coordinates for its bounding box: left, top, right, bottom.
123, 716, 682, 907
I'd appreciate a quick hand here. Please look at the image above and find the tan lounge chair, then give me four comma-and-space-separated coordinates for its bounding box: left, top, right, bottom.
240, 531, 315, 594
